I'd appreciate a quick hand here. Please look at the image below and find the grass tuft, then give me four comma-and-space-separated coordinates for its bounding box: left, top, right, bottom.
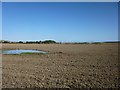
21, 52, 44, 54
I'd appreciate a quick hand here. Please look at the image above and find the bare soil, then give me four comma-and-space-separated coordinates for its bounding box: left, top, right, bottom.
1, 43, 119, 88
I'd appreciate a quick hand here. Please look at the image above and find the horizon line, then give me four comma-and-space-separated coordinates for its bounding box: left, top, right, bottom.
0, 40, 119, 43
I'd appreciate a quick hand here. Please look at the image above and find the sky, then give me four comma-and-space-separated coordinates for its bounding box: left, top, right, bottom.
0, 2, 2, 40
2, 2, 118, 42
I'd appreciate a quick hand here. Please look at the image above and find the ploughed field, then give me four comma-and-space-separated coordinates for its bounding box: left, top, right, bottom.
1, 43, 119, 88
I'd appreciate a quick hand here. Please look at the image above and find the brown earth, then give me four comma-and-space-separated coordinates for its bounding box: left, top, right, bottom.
1, 43, 119, 88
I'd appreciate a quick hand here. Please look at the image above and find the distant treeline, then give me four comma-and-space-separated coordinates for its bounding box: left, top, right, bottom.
0, 40, 119, 44
0, 40, 56, 44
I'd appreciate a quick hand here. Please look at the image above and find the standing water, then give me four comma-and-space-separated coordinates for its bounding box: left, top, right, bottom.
1, 49, 47, 54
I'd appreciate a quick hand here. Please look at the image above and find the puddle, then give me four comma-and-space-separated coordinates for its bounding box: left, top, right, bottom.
1, 49, 47, 54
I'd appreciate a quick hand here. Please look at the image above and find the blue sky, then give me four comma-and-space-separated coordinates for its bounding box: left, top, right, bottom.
2, 2, 118, 42
0, 2, 2, 40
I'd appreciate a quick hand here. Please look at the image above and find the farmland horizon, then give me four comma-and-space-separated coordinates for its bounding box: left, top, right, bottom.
0, 39, 119, 43
1, 2, 119, 88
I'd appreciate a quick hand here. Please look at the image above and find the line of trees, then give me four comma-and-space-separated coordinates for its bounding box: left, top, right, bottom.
0, 40, 119, 44
0, 40, 57, 44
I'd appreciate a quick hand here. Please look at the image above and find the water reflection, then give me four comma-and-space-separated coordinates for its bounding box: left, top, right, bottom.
1, 49, 47, 54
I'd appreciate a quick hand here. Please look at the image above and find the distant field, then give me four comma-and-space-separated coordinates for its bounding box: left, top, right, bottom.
2, 43, 119, 88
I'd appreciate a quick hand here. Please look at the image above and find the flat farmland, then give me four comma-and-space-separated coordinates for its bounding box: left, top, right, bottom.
2, 43, 119, 88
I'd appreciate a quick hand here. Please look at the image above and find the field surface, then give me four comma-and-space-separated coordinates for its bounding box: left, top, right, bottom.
1, 43, 119, 88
